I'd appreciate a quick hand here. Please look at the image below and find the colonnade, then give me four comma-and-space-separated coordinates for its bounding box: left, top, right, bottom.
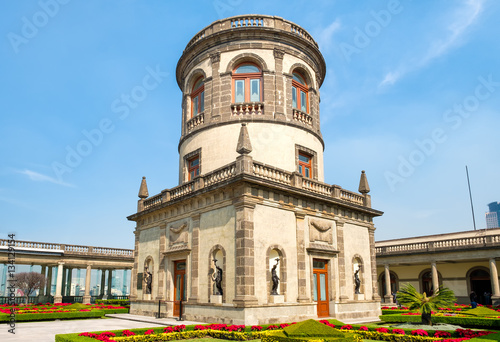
1, 263, 131, 304
382, 258, 500, 303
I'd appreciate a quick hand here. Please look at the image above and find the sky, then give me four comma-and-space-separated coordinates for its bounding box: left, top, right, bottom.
1, 0, 499, 250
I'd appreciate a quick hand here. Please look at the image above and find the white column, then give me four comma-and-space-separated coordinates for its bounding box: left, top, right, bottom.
384, 264, 393, 303
490, 258, 500, 299
431, 262, 439, 293
83, 265, 92, 304
54, 262, 64, 303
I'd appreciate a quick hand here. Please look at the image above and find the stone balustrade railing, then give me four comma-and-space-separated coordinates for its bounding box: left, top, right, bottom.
339, 189, 365, 206
204, 163, 237, 187
376, 235, 500, 255
187, 112, 205, 131
302, 178, 331, 196
184, 15, 318, 51
231, 102, 264, 116
139, 158, 369, 212
253, 162, 292, 185
293, 109, 313, 126
0, 239, 133, 258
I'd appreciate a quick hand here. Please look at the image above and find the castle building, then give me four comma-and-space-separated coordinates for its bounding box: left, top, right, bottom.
128, 15, 383, 324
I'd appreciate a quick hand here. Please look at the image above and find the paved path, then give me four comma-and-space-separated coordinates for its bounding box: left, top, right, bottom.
0, 315, 199, 342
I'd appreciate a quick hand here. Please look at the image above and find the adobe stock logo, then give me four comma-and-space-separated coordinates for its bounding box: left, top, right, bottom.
385, 75, 500, 192
7, 0, 71, 54
51, 65, 168, 182
339, 0, 405, 63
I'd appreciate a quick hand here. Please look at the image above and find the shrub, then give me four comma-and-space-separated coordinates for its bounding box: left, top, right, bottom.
392, 328, 405, 335
411, 329, 428, 336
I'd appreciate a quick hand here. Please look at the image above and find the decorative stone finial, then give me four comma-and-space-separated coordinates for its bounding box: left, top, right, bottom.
138, 176, 149, 199
236, 123, 252, 155
358, 170, 370, 194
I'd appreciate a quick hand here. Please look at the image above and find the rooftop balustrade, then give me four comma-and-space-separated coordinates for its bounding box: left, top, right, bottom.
376, 234, 500, 256
137, 157, 371, 214
0, 239, 133, 258
184, 15, 318, 51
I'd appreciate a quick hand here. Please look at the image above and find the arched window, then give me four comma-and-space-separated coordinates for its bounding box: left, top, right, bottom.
292, 71, 308, 113
191, 77, 204, 117
232, 63, 262, 103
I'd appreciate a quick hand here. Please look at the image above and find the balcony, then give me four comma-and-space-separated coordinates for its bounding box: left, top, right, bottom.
186, 112, 205, 132
231, 102, 264, 116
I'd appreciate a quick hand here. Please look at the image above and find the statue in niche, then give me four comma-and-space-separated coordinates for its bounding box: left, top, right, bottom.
144, 266, 152, 295
271, 258, 280, 295
354, 267, 361, 294
212, 259, 223, 296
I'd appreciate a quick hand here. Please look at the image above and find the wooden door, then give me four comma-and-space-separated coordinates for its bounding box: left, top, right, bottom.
173, 260, 186, 316
313, 259, 329, 317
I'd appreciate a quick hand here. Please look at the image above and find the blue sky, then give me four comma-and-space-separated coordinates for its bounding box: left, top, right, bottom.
1, 0, 499, 249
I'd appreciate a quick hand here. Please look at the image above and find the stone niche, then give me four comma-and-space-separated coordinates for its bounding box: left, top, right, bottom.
308, 218, 333, 244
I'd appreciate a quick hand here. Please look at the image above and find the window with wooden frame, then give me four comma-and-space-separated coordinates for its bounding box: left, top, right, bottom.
298, 152, 312, 178
188, 155, 200, 180
232, 63, 262, 103
292, 71, 309, 113
191, 77, 204, 117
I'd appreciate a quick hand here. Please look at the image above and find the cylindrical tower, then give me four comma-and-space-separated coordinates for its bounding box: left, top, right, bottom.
176, 15, 326, 184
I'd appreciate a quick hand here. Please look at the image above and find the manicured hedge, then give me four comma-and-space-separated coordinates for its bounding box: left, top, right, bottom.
95, 299, 129, 306
380, 313, 500, 328
0, 310, 105, 322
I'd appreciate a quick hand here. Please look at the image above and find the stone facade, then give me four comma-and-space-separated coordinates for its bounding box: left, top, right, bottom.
128, 15, 383, 324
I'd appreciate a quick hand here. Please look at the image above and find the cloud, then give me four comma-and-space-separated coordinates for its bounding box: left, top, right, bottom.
316, 19, 341, 50
379, 0, 484, 87
17, 169, 74, 187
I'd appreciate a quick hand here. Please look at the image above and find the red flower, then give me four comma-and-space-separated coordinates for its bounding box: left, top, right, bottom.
121, 330, 135, 336
392, 329, 405, 335
251, 325, 262, 331
411, 329, 428, 336
375, 327, 389, 333
144, 329, 155, 335
358, 326, 368, 331
341, 325, 353, 330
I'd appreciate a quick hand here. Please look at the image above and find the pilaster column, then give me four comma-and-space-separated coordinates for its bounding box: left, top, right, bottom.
107, 269, 113, 297
384, 264, 392, 303
295, 211, 310, 302
54, 262, 64, 303
368, 228, 380, 300
40, 266, 46, 296
273, 48, 285, 117
156, 225, 167, 301
1, 264, 7, 296
490, 258, 500, 300
336, 220, 348, 302
46, 266, 53, 296
188, 214, 201, 303
83, 265, 92, 304
130, 229, 140, 300
233, 197, 258, 306
431, 262, 439, 293
209, 52, 221, 121
100, 269, 106, 297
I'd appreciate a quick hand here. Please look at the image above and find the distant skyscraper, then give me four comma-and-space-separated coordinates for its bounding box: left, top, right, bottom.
486, 202, 500, 228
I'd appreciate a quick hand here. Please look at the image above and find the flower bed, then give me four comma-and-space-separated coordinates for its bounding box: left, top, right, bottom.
55, 319, 497, 342
0, 302, 128, 322
380, 313, 500, 329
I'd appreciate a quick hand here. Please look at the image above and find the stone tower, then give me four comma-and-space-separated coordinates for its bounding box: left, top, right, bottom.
128, 15, 383, 324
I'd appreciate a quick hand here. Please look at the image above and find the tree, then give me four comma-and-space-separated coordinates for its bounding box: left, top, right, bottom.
13, 272, 46, 304
396, 283, 456, 325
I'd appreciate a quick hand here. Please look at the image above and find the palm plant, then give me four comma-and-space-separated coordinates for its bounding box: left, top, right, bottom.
396, 283, 456, 325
